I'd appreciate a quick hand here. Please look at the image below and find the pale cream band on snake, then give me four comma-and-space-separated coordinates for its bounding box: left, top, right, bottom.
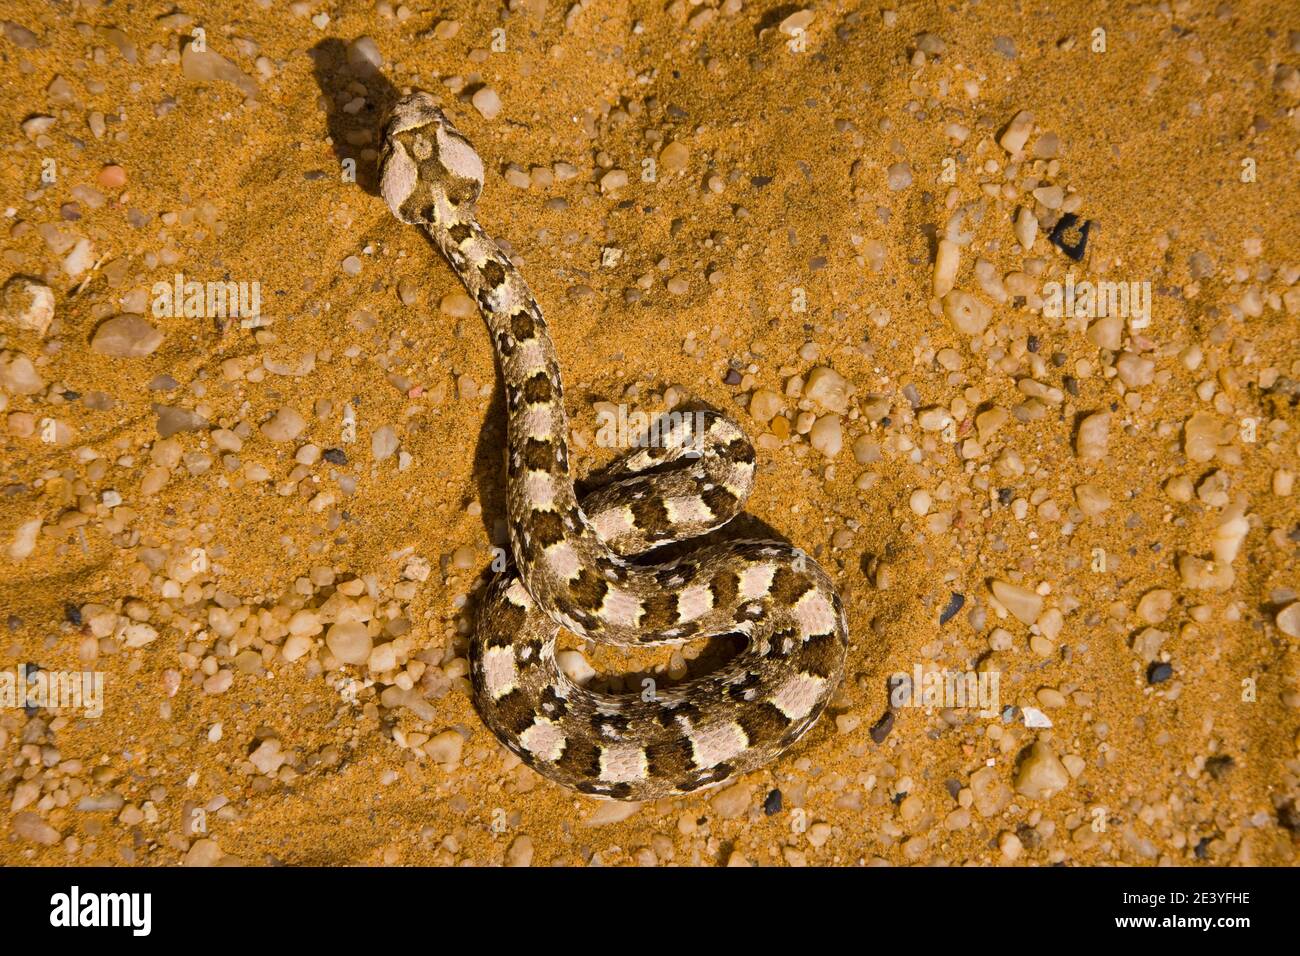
378, 92, 849, 799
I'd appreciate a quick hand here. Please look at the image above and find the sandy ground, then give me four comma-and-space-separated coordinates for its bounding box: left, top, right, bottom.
1, 0, 1298, 866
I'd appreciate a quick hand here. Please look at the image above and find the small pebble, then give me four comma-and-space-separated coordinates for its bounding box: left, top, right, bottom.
346, 36, 384, 77
660, 141, 689, 172
1278, 602, 1300, 640
869, 710, 894, 743
0, 275, 55, 337
886, 162, 913, 191
999, 110, 1034, 154
1075, 411, 1110, 461
326, 621, 372, 665
12, 812, 61, 845
372, 424, 398, 460
943, 290, 992, 335
1014, 741, 1070, 799
472, 86, 502, 119
90, 315, 163, 358
261, 407, 307, 442
808, 414, 842, 458
939, 592, 965, 626
803, 366, 851, 414
600, 169, 629, 193
97, 164, 127, 189
506, 835, 534, 867
991, 580, 1042, 624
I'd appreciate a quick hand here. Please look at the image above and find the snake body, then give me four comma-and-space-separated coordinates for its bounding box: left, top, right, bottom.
378, 93, 849, 799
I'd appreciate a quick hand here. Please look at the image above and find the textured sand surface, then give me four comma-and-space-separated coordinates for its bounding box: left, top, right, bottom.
1, 0, 1298, 865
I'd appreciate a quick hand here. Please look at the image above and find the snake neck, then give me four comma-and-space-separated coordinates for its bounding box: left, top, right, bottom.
419, 214, 624, 619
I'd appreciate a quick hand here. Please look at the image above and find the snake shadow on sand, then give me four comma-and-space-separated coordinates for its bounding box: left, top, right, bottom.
309, 38, 400, 196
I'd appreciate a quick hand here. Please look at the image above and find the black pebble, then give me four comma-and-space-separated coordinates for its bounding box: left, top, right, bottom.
869, 710, 894, 744
939, 592, 965, 626
997, 487, 1013, 505
63, 604, 82, 626
1147, 661, 1173, 684
1049, 213, 1092, 261
323, 448, 347, 465
763, 789, 783, 815
722, 367, 742, 386
23, 662, 40, 716
1205, 754, 1235, 781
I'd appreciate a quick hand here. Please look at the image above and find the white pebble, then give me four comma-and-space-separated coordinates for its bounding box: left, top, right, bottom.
346, 36, 384, 77
1075, 411, 1110, 461
261, 406, 307, 442
372, 424, 398, 460
1014, 207, 1038, 252
808, 414, 842, 458
886, 162, 912, 191
1277, 602, 1300, 640
326, 621, 372, 665
991, 579, 1042, 625
0, 276, 55, 337
1014, 740, 1069, 799
62, 238, 94, 277
932, 239, 959, 297
999, 110, 1034, 154
8, 517, 42, 560
803, 366, 851, 414
942, 290, 991, 335
556, 649, 595, 685
91, 315, 163, 358
472, 86, 502, 120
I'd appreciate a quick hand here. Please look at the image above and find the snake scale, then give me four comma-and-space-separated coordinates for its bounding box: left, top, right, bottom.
378, 93, 849, 799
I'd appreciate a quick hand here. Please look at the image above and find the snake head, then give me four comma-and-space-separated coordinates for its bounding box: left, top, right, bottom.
378, 91, 485, 225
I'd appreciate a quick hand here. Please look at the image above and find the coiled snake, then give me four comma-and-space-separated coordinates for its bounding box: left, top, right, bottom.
378, 93, 849, 799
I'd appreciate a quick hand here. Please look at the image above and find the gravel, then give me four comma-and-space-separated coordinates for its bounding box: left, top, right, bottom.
181, 43, 257, 98
371, 424, 398, 460
326, 621, 372, 665
261, 406, 307, 442
472, 86, 502, 119
1014, 741, 1070, 799
0, 276, 55, 336
942, 290, 992, 334
90, 315, 163, 357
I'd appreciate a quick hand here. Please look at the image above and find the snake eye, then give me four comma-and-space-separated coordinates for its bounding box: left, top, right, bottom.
444, 176, 481, 208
